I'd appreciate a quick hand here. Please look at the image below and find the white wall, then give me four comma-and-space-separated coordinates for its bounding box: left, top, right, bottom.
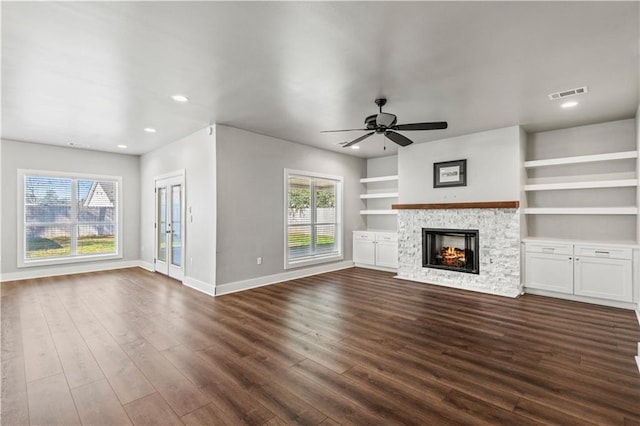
140, 126, 216, 294
398, 126, 522, 204
215, 125, 365, 289
1, 140, 140, 280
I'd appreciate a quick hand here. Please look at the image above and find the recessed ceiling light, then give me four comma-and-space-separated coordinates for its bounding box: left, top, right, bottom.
144, 127, 157, 133
171, 94, 189, 103
117, 144, 128, 149
351, 145, 360, 150
561, 101, 578, 108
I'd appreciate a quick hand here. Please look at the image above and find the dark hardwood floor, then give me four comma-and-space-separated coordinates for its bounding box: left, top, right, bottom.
2, 267, 639, 425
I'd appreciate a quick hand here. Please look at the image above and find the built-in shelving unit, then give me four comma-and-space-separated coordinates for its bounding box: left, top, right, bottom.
360, 174, 398, 215
524, 207, 638, 215
360, 175, 398, 183
523, 119, 638, 242
524, 150, 638, 168
360, 192, 399, 199
524, 179, 638, 191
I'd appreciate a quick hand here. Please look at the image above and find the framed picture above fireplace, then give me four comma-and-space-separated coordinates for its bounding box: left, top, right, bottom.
434, 159, 467, 188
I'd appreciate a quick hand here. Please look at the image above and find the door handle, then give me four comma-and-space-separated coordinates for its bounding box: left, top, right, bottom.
166, 231, 171, 234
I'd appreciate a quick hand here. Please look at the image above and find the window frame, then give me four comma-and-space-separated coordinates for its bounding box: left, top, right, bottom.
17, 169, 123, 268
284, 168, 344, 270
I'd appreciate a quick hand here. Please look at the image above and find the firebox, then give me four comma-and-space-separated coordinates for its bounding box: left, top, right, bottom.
422, 228, 479, 274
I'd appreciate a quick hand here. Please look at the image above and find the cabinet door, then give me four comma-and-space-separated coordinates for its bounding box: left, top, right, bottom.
375, 241, 398, 268
353, 238, 375, 265
525, 253, 573, 294
574, 257, 632, 302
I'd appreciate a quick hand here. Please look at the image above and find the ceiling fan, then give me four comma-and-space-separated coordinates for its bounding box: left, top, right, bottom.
322, 98, 447, 148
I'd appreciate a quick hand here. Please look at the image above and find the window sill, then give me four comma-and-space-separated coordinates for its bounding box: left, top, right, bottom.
18, 253, 123, 268
285, 253, 343, 270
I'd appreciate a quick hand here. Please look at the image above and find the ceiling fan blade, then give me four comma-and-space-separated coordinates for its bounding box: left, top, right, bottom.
385, 130, 414, 147
393, 121, 448, 131
343, 132, 375, 147
321, 128, 368, 133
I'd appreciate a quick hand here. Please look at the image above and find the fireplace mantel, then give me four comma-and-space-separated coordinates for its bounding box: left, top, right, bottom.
392, 201, 519, 210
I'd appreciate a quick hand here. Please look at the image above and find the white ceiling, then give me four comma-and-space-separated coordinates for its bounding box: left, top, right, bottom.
2, 1, 639, 158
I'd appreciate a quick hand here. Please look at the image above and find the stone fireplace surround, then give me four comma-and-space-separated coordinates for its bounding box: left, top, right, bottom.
393, 201, 521, 298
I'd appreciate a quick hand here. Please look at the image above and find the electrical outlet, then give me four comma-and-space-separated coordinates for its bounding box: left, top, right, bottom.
190, 257, 193, 265
257, 257, 262, 265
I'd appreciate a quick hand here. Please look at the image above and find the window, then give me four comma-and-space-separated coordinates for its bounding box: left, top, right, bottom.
18, 170, 122, 267
285, 169, 343, 269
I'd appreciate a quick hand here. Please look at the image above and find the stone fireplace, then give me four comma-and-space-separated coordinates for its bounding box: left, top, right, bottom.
394, 201, 521, 297
423, 228, 479, 274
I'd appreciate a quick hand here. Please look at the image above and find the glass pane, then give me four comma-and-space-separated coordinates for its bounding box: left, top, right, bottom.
171, 185, 181, 267
288, 176, 311, 225
25, 176, 72, 223
315, 224, 336, 254
77, 180, 116, 223
25, 225, 71, 258
77, 224, 116, 255
315, 179, 336, 223
288, 225, 311, 259
157, 187, 167, 262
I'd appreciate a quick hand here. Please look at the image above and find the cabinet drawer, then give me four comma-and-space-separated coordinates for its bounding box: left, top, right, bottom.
375, 232, 397, 242
525, 242, 573, 256
574, 245, 632, 260
353, 231, 374, 241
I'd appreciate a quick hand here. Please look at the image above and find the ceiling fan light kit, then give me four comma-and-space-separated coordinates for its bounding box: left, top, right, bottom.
322, 98, 447, 149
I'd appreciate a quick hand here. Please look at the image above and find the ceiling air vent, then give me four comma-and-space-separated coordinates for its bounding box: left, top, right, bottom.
548, 86, 588, 100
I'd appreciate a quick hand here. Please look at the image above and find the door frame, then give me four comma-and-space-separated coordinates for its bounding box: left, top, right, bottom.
154, 169, 186, 281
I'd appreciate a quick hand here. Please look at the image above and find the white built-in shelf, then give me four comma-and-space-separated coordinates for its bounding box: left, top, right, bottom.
524, 207, 638, 215
359, 210, 398, 215
524, 179, 638, 191
524, 151, 638, 168
360, 175, 399, 183
360, 192, 399, 199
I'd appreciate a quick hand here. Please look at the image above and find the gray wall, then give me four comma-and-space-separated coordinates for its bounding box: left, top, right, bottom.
1, 140, 140, 278
216, 125, 365, 285
398, 126, 522, 204
140, 127, 216, 288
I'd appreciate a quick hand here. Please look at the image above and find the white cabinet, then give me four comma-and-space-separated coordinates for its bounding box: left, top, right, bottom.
524, 241, 634, 304
525, 252, 574, 294
574, 246, 633, 302
353, 231, 398, 270
353, 231, 376, 265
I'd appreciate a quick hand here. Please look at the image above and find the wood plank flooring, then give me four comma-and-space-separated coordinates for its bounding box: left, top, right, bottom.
1, 267, 639, 425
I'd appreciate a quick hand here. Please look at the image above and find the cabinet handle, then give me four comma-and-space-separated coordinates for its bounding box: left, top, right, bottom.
568, 257, 572, 260
575, 258, 580, 262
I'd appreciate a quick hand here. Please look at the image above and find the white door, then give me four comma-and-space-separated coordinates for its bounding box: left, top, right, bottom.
155, 174, 184, 281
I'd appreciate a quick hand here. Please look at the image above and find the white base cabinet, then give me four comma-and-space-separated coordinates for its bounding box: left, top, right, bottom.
525, 241, 634, 304
353, 231, 398, 270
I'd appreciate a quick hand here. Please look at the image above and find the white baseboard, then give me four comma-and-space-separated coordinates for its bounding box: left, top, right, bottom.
525, 288, 638, 310
636, 309, 640, 326
215, 260, 354, 296
394, 274, 520, 298
182, 276, 215, 296
636, 355, 640, 374
139, 261, 155, 272
1, 260, 141, 282
354, 263, 397, 273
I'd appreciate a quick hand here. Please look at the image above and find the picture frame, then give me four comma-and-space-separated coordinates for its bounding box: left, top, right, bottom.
433, 159, 467, 188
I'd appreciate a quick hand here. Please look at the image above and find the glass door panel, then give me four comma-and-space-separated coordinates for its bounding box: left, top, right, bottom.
171, 184, 182, 267
157, 187, 167, 263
